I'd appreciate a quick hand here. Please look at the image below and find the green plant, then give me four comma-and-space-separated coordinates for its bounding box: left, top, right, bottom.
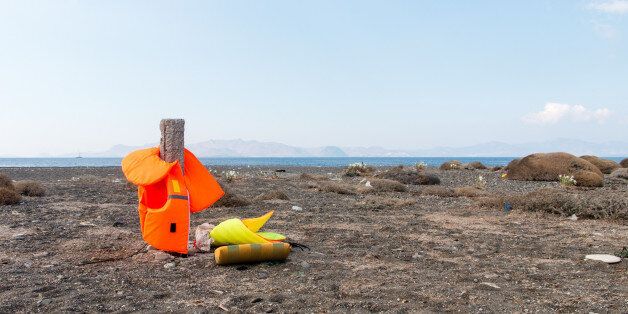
558, 174, 576, 187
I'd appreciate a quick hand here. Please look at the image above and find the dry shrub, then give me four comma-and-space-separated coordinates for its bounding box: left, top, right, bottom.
318, 182, 356, 195
610, 168, 628, 180
512, 188, 627, 220
474, 195, 508, 209
14, 180, 45, 197
376, 166, 440, 185
465, 161, 487, 170
573, 170, 603, 187
491, 166, 503, 171
0, 187, 21, 205
299, 173, 327, 181
507, 152, 603, 187
344, 163, 375, 177
580, 155, 620, 174
453, 186, 489, 198
440, 160, 463, 170
621, 158, 628, 168
254, 190, 289, 201
213, 189, 251, 207
420, 186, 456, 197
0, 173, 14, 190
358, 178, 407, 194
357, 195, 416, 209
505, 158, 520, 171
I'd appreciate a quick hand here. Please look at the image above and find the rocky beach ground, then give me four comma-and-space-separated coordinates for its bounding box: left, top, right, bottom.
0, 166, 626, 312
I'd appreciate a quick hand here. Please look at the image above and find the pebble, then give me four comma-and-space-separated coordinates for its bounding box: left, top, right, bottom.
568, 214, 578, 221
33, 251, 49, 258
480, 282, 500, 289
153, 251, 174, 261
164, 262, 176, 269
300, 261, 310, 269
79, 221, 96, 227
584, 254, 621, 264
12, 233, 26, 240
291, 205, 303, 211
258, 271, 269, 279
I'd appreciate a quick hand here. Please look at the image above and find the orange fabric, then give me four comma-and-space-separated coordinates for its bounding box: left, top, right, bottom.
183, 149, 225, 213
122, 147, 224, 254
121, 147, 175, 186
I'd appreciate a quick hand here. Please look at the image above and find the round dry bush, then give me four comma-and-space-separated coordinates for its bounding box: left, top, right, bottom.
509, 188, 627, 220
14, 180, 45, 197
363, 178, 407, 193
573, 170, 604, 187
610, 168, 628, 180
0, 173, 15, 190
213, 190, 250, 207
376, 167, 440, 185
465, 161, 487, 170
254, 190, 289, 201
440, 160, 462, 170
343, 164, 375, 177
0, 187, 22, 205
620, 158, 628, 168
318, 182, 356, 195
505, 158, 520, 171
507, 152, 603, 187
420, 186, 456, 197
580, 155, 620, 174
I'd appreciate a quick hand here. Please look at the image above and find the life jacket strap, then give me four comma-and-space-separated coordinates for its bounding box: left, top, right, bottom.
168, 194, 188, 200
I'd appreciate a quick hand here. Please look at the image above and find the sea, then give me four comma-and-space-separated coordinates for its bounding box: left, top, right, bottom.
0, 157, 624, 168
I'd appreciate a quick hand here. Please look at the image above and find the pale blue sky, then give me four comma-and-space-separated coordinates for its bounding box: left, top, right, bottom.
1, 1, 627, 156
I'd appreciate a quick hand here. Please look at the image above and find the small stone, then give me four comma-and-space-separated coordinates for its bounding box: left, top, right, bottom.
251, 297, 263, 303
258, 271, 269, 279
79, 221, 96, 227
300, 261, 310, 269
291, 205, 303, 211
585, 254, 621, 264
480, 282, 500, 289
568, 214, 578, 221
164, 262, 176, 269
113, 221, 125, 227
412, 253, 421, 259
37, 298, 52, 306
153, 251, 174, 262
33, 251, 49, 258
12, 233, 26, 240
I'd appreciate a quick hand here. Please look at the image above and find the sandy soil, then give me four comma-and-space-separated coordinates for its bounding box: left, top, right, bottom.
0, 166, 626, 313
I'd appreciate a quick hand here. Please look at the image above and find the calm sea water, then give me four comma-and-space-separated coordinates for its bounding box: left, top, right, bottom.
0, 157, 623, 168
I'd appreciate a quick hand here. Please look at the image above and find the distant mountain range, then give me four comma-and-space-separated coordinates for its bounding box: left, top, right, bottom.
82, 138, 628, 158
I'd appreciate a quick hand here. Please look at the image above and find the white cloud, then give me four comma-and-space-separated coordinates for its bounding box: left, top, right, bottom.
589, 0, 628, 14
523, 103, 612, 124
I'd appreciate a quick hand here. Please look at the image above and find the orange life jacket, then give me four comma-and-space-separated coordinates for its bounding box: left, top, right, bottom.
122, 147, 224, 254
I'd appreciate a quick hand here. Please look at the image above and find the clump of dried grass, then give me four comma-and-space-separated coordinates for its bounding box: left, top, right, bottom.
376, 166, 440, 185
358, 178, 407, 194
344, 163, 375, 177
0, 187, 21, 205
453, 186, 489, 198
440, 160, 462, 170
357, 195, 416, 209
475, 188, 628, 220
465, 161, 487, 170
213, 189, 251, 207
254, 190, 290, 201
14, 180, 46, 197
0, 173, 14, 190
621, 158, 628, 168
299, 173, 328, 181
